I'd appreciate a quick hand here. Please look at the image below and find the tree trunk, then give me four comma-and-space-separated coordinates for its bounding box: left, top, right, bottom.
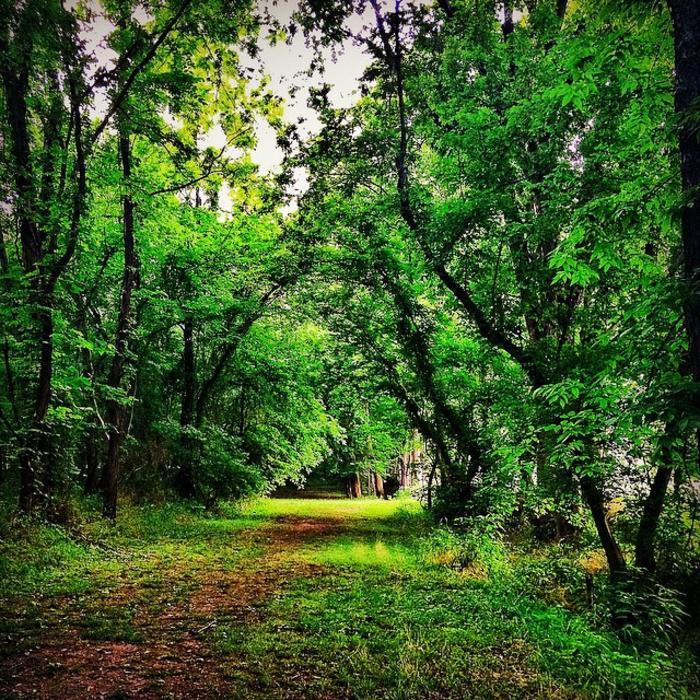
34, 305, 54, 502
400, 457, 410, 489
175, 316, 196, 498
15, 301, 54, 512
373, 472, 385, 498
1, 31, 48, 512
427, 458, 438, 509
347, 473, 362, 498
635, 456, 673, 572
83, 428, 101, 495
579, 475, 626, 576
102, 123, 139, 520
668, 1, 700, 458
501, 1, 514, 40
79, 326, 101, 495
385, 269, 481, 483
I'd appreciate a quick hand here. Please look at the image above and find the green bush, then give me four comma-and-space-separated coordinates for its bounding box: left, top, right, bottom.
191, 428, 266, 506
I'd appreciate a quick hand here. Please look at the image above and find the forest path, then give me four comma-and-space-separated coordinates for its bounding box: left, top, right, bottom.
1, 498, 583, 699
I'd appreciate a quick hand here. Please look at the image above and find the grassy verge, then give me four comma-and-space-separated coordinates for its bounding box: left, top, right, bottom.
215, 499, 698, 700
0, 498, 267, 599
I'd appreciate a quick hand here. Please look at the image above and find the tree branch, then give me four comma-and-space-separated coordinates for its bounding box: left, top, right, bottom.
90, 0, 194, 146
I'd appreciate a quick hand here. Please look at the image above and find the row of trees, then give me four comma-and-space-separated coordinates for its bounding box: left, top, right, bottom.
0, 0, 414, 518
288, 0, 700, 581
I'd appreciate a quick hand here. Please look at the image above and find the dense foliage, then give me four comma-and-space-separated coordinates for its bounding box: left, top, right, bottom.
285, 0, 700, 584
0, 0, 413, 513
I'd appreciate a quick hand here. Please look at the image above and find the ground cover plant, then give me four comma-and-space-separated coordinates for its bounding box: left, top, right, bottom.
1, 497, 697, 699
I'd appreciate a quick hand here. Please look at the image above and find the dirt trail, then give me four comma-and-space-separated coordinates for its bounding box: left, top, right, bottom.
0, 513, 344, 699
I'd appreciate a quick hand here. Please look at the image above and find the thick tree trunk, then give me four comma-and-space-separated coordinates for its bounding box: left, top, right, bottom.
102, 125, 139, 520
1, 49, 40, 273
347, 473, 362, 498
635, 457, 673, 572
668, 1, 700, 456
175, 316, 196, 498
501, 1, 514, 40
373, 472, 385, 498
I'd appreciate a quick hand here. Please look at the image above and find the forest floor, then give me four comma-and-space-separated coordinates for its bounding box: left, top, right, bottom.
0, 497, 696, 699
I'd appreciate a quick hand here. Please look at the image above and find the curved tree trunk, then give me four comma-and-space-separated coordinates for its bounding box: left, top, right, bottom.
579, 475, 626, 576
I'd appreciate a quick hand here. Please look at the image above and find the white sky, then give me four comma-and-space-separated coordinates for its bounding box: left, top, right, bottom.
79, 1, 515, 211
244, 1, 373, 175
79, 0, 373, 209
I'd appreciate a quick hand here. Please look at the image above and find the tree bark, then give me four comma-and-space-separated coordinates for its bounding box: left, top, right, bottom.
635, 457, 673, 572
427, 457, 438, 509
83, 428, 101, 495
668, 1, 700, 458
102, 123, 139, 520
347, 473, 362, 498
579, 475, 626, 576
373, 471, 385, 498
175, 316, 196, 498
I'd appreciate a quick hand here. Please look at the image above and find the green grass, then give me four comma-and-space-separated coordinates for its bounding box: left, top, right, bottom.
1, 496, 698, 699
241, 494, 423, 522
208, 499, 697, 700
0, 497, 270, 659
0, 499, 268, 600
296, 535, 418, 569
